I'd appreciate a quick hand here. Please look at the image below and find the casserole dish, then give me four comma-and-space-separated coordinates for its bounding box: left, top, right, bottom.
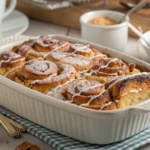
0, 35, 150, 144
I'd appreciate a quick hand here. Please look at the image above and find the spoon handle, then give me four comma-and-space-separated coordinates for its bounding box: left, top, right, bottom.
119, 0, 146, 23
0, 114, 21, 138
128, 22, 150, 47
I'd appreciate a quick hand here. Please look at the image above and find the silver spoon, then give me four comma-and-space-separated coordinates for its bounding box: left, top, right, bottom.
128, 23, 150, 47
119, 0, 146, 23
119, 0, 150, 47
120, 0, 150, 9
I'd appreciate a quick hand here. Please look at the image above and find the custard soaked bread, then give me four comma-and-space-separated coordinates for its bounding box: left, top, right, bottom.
1, 35, 150, 110
109, 73, 150, 108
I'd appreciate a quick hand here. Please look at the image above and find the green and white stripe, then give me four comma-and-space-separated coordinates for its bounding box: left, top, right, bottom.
0, 106, 150, 150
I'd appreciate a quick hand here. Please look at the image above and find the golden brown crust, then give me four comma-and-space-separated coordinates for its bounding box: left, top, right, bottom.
0, 51, 25, 75
108, 73, 150, 108
110, 73, 150, 99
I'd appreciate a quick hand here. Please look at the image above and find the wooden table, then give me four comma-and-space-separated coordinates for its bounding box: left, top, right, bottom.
0, 19, 150, 150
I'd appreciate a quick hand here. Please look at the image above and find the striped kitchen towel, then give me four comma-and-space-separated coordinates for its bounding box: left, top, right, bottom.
0, 106, 150, 150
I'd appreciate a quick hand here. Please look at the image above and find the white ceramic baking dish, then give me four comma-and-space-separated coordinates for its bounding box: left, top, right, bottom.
1, 35, 150, 145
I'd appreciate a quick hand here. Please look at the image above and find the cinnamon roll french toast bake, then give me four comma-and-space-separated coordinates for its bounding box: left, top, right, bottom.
1, 36, 150, 111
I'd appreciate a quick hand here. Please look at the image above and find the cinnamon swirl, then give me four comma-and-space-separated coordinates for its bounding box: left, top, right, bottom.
6, 59, 57, 87
85, 58, 130, 83
48, 79, 116, 110
0, 51, 25, 75
31, 64, 77, 93
67, 79, 105, 105
34, 36, 71, 52
69, 43, 100, 57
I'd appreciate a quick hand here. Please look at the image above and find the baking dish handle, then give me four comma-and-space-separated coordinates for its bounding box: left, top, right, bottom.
131, 100, 150, 113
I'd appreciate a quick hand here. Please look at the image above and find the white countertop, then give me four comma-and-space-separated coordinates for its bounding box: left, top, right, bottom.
0, 19, 150, 150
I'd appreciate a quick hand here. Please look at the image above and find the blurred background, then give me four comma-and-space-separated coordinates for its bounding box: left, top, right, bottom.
3, 0, 150, 37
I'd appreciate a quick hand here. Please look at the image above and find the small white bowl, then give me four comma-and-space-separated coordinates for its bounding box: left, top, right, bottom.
80, 10, 129, 51
139, 30, 150, 57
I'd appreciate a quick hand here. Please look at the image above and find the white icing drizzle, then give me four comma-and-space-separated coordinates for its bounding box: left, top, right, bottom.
100, 101, 114, 110
89, 54, 107, 60
108, 73, 149, 91
97, 58, 119, 69
115, 100, 119, 103
79, 90, 105, 107
0, 51, 25, 68
51, 42, 69, 52
121, 88, 143, 97
4, 66, 22, 77
71, 43, 92, 53
31, 64, 76, 85
36, 36, 60, 48
81, 57, 128, 80
67, 80, 105, 105
47, 79, 76, 96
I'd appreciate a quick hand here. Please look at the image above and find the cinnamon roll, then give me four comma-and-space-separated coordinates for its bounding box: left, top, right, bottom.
12, 39, 46, 60
46, 50, 92, 71
85, 58, 130, 83
31, 64, 77, 93
6, 59, 57, 87
83, 91, 117, 110
69, 43, 101, 57
34, 36, 71, 52
48, 79, 116, 110
0, 51, 25, 75
67, 79, 105, 104
66, 79, 116, 110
